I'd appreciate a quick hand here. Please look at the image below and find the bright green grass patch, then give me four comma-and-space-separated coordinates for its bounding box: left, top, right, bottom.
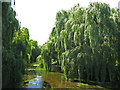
77, 83, 107, 89
26, 67, 46, 71
24, 78, 35, 83
77, 83, 89, 87
26, 68, 36, 71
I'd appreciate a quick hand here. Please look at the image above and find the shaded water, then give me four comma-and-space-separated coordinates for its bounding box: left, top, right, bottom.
22, 70, 79, 88
22, 65, 106, 89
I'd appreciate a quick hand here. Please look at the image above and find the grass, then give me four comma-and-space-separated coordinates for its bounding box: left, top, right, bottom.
25, 67, 46, 71
77, 83, 89, 87
77, 82, 109, 89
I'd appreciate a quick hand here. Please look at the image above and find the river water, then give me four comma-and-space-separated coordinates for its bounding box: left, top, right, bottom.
22, 69, 79, 88
27, 76, 42, 88
22, 65, 105, 89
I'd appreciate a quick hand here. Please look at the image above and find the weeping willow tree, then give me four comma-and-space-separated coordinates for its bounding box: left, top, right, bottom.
85, 3, 118, 85
2, 2, 25, 88
38, 2, 120, 88
12, 27, 34, 66
2, 2, 41, 88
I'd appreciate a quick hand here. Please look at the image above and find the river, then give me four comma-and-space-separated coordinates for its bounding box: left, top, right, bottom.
22, 64, 107, 89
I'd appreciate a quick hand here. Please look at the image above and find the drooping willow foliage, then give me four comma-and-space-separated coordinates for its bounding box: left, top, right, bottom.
2, 2, 41, 88
38, 2, 120, 87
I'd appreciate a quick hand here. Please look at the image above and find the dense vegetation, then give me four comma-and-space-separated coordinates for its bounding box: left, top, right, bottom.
38, 2, 120, 88
2, 2, 40, 88
2, 2, 120, 89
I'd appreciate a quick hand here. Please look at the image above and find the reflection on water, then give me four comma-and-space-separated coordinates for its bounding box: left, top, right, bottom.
28, 76, 42, 88
22, 69, 43, 88
23, 70, 78, 88
23, 69, 104, 88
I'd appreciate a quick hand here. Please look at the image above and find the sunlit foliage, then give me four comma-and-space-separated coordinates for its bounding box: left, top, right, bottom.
39, 2, 120, 88
2, 2, 41, 88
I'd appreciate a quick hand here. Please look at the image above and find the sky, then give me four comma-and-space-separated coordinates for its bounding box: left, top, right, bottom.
11, 0, 120, 46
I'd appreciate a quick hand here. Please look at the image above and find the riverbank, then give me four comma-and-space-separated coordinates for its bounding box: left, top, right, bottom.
22, 63, 107, 89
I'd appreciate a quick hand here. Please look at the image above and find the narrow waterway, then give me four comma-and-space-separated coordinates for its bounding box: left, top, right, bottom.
22, 69, 79, 88
27, 76, 42, 88
22, 64, 44, 88
22, 64, 107, 89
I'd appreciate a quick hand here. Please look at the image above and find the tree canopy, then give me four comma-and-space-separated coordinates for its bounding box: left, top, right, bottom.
2, 2, 41, 88
38, 2, 120, 88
